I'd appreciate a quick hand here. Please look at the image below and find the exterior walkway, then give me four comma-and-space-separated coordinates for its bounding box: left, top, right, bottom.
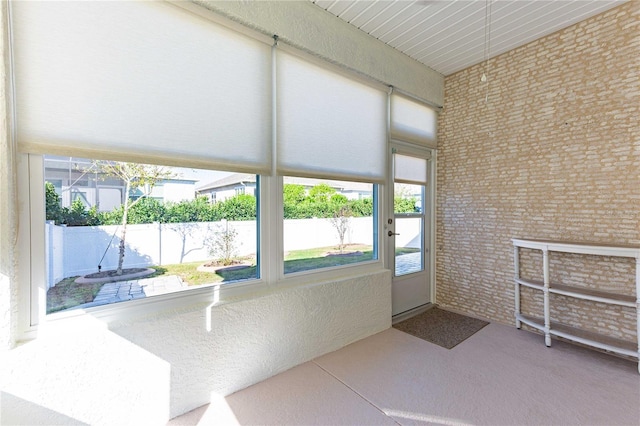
75, 255, 420, 310
395, 252, 422, 276
73, 275, 186, 310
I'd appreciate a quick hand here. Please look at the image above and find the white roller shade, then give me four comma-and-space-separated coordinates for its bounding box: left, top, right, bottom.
394, 154, 428, 185
276, 50, 387, 183
390, 94, 437, 147
11, 1, 272, 173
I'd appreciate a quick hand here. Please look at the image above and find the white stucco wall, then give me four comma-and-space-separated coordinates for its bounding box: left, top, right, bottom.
1, 269, 391, 423
0, 1, 17, 352
192, 0, 444, 106
0, 316, 172, 425
0, 0, 438, 422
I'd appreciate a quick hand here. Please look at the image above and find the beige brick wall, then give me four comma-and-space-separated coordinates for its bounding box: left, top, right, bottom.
437, 1, 639, 342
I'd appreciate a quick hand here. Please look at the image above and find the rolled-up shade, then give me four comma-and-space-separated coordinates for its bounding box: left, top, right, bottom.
11, 1, 272, 173
276, 50, 387, 183
390, 94, 437, 148
394, 154, 428, 185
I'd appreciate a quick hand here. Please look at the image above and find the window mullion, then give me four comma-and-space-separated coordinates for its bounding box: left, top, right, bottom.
258, 173, 281, 286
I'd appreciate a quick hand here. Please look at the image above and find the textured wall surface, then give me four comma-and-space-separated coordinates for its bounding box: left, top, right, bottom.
0, 270, 391, 423
0, 316, 172, 425
437, 2, 639, 339
0, 2, 402, 422
192, 0, 443, 106
116, 270, 391, 418
0, 0, 17, 352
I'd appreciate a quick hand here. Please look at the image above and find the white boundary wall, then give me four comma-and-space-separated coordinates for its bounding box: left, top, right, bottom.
46, 217, 377, 288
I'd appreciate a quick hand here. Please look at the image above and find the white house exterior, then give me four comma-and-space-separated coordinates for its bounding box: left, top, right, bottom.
197, 173, 373, 203
196, 173, 257, 203
44, 155, 198, 211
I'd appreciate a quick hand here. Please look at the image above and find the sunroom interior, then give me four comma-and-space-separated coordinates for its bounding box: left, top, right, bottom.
0, 0, 638, 424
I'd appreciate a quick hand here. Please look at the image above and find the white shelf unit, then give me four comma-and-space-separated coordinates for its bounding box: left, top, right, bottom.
512, 238, 640, 373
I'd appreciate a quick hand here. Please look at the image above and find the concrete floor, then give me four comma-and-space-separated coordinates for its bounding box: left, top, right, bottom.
168, 322, 640, 425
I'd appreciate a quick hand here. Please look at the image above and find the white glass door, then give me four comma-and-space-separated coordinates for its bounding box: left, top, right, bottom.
388, 148, 433, 316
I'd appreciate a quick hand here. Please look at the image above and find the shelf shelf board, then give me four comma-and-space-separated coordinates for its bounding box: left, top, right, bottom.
514, 238, 640, 370
516, 313, 544, 331
512, 238, 640, 258
550, 284, 636, 307
549, 322, 638, 358
516, 279, 636, 307
517, 315, 638, 358
515, 278, 544, 291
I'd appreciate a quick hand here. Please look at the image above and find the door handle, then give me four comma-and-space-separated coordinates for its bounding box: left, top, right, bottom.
388, 230, 400, 236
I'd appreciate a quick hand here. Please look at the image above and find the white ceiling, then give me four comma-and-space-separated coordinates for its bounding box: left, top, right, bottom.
310, 0, 627, 76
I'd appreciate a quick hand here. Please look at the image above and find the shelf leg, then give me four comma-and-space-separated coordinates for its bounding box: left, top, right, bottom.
543, 249, 551, 347
637, 299, 640, 374
636, 257, 639, 374
514, 246, 521, 329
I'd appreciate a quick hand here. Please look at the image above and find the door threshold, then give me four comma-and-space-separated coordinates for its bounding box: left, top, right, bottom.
392, 303, 434, 325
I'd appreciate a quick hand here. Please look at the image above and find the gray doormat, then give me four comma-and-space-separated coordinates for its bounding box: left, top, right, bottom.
393, 307, 489, 349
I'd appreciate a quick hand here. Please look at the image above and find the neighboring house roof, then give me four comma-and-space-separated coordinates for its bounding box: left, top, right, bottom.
196, 173, 372, 193
286, 176, 372, 193
44, 156, 199, 185
196, 173, 256, 192
159, 178, 198, 185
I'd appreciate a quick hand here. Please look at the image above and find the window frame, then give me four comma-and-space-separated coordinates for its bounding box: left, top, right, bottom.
280, 175, 380, 277
17, 154, 384, 340
10, 0, 412, 341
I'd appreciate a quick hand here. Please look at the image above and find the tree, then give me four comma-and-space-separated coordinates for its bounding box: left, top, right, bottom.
45, 181, 104, 226
308, 183, 336, 204
394, 183, 419, 213
62, 198, 100, 226
349, 197, 373, 217
128, 197, 166, 224
216, 194, 256, 221
283, 184, 306, 204
394, 196, 418, 213
92, 161, 174, 275
327, 194, 352, 253
166, 196, 217, 223
284, 184, 307, 219
45, 182, 63, 224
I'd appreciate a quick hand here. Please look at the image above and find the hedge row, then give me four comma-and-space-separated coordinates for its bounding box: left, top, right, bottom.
45, 182, 417, 226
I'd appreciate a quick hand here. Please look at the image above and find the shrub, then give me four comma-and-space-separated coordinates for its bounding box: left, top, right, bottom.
206, 222, 239, 266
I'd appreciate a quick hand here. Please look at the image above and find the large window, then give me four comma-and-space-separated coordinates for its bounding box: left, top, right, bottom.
283, 177, 378, 274
10, 1, 438, 334
39, 158, 383, 315
43, 156, 259, 314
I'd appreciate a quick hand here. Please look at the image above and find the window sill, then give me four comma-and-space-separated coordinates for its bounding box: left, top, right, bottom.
19, 261, 387, 342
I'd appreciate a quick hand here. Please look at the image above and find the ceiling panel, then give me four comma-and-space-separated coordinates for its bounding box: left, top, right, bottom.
334, 1, 375, 22
359, 2, 416, 34
318, 0, 356, 16
311, 0, 628, 76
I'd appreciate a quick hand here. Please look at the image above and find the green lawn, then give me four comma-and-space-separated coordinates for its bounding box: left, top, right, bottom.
48, 244, 419, 313
284, 244, 374, 274
46, 277, 103, 314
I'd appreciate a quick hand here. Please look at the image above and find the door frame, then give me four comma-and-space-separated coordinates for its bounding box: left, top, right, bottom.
386, 141, 436, 317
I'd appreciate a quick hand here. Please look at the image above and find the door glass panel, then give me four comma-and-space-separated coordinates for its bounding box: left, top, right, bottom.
394, 182, 424, 276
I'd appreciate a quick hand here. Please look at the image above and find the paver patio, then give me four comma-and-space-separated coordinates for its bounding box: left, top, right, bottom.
72, 275, 186, 310
73, 254, 421, 310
